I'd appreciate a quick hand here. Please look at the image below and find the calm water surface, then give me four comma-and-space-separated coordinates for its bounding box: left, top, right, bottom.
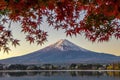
0, 71, 120, 80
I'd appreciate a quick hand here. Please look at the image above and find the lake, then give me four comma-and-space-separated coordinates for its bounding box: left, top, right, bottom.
0, 71, 120, 80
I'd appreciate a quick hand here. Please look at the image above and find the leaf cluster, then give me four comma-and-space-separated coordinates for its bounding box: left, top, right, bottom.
0, 0, 120, 52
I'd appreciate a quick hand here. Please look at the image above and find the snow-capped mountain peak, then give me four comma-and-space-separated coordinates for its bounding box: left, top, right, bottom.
0, 39, 120, 64
51, 39, 86, 51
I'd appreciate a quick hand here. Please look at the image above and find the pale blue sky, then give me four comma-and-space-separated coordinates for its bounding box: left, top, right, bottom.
0, 21, 120, 59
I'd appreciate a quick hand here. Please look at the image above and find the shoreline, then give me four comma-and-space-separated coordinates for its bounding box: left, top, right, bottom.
0, 70, 120, 72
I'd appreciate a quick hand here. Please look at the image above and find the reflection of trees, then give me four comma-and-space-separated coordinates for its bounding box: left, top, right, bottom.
70, 71, 103, 77
0, 71, 120, 77
27, 72, 38, 76
107, 71, 120, 77
0, 72, 4, 77
8, 72, 27, 77
0, 72, 27, 77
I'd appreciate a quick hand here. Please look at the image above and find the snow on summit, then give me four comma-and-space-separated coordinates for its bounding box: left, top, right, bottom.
51, 39, 87, 51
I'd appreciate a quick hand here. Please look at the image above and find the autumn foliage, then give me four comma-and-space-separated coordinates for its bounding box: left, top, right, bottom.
0, 0, 120, 52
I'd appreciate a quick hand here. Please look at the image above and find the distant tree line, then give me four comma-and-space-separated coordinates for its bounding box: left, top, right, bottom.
107, 63, 120, 70
0, 63, 120, 70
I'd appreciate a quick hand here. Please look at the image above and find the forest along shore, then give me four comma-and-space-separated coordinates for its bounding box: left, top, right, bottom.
0, 63, 120, 70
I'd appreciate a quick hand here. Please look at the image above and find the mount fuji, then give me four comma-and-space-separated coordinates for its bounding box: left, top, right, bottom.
0, 39, 120, 64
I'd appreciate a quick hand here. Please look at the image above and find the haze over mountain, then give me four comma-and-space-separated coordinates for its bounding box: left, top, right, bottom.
0, 39, 120, 64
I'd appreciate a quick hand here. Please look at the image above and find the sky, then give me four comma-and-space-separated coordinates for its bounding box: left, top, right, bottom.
0, 21, 120, 60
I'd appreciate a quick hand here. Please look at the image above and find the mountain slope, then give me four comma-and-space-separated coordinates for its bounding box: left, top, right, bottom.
0, 39, 120, 64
